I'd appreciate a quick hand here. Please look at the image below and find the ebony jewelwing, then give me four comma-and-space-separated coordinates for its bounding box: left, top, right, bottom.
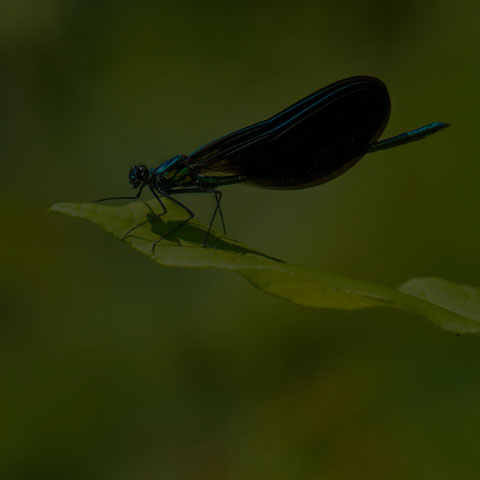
95, 76, 449, 249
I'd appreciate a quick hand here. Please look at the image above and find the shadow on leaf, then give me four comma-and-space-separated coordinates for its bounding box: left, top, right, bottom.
128, 204, 284, 261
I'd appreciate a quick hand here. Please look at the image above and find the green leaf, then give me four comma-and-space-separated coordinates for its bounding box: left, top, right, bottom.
49, 200, 480, 334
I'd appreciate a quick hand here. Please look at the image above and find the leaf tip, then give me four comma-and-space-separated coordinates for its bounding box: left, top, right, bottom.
48, 202, 81, 217
48, 203, 65, 214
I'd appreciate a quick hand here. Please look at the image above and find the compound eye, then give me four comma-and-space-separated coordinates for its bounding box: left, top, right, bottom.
136, 165, 149, 181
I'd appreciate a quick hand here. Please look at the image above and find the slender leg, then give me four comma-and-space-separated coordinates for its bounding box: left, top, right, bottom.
150, 191, 195, 251
214, 191, 226, 235
170, 188, 227, 240
94, 184, 145, 203
122, 187, 167, 240
107, 187, 225, 250
203, 190, 224, 246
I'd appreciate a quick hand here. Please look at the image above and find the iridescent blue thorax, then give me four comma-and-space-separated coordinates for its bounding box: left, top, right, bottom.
151, 155, 243, 191
152, 154, 196, 190
129, 154, 244, 193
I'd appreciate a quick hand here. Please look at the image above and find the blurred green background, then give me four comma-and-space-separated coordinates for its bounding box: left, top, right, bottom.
2, 1, 480, 479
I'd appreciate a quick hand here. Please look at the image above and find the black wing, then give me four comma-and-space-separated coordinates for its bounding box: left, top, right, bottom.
188, 76, 391, 189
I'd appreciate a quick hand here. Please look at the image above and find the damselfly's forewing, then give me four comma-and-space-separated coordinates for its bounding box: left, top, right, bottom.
189, 76, 391, 189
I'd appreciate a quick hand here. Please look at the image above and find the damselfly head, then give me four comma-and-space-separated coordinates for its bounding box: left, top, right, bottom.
129, 164, 150, 188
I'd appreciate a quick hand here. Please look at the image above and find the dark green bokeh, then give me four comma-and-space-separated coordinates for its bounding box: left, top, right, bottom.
2, 1, 480, 478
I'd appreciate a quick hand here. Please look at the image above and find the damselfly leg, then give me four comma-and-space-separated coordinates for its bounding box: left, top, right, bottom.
121, 187, 167, 240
